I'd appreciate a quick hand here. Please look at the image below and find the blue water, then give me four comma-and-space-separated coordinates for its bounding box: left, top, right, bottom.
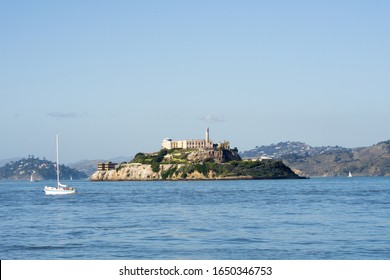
1, 177, 390, 260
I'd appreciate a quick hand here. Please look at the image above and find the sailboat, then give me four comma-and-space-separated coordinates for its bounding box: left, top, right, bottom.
30, 171, 38, 182
44, 135, 76, 195
348, 171, 352, 177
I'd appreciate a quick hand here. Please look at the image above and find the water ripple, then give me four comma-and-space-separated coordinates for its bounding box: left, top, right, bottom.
1, 177, 390, 259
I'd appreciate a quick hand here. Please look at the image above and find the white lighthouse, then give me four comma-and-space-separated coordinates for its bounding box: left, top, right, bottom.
206, 127, 210, 142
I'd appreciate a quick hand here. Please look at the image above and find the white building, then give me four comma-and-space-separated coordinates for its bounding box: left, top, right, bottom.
162, 128, 213, 150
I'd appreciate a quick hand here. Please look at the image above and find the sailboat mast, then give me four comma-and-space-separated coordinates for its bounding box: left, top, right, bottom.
56, 134, 60, 187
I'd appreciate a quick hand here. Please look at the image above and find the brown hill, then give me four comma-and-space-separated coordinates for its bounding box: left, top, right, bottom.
283, 140, 390, 177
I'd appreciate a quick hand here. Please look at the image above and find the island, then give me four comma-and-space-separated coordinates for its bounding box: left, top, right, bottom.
90, 129, 304, 181
0, 156, 88, 180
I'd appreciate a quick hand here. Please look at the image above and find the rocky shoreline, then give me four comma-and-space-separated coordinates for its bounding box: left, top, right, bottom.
90, 161, 304, 181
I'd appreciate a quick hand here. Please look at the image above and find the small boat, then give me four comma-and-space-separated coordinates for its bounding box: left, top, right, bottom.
348, 171, 352, 177
44, 135, 76, 195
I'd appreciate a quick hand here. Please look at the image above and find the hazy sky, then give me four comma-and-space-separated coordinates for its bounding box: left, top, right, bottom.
1, 0, 389, 163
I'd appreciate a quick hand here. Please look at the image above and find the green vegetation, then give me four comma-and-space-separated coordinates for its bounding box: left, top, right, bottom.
132, 149, 169, 173
132, 149, 167, 163
174, 160, 299, 179
131, 148, 197, 165
161, 165, 178, 180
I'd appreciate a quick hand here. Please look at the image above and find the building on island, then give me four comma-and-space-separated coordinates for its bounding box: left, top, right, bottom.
161, 128, 230, 151
97, 162, 117, 171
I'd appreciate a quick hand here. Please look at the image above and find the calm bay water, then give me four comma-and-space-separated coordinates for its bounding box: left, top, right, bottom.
1, 177, 390, 260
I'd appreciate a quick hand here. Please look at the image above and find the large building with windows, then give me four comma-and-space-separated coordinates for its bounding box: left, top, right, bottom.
97, 162, 117, 171
162, 128, 226, 150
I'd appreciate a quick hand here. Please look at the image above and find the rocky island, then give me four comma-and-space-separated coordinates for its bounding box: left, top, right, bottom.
90, 129, 303, 181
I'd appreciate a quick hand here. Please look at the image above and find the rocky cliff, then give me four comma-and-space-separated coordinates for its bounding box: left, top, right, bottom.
90, 163, 160, 181
90, 160, 302, 181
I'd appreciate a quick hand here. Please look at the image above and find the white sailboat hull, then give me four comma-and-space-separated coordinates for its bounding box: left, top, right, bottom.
44, 186, 76, 195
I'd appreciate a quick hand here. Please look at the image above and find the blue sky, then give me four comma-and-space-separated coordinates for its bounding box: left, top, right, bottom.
1, 0, 389, 163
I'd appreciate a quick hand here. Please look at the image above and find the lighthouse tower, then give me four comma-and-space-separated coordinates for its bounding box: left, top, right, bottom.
205, 127, 209, 142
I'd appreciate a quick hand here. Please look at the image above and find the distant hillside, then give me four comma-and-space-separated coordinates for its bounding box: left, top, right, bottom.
241, 141, 390, 177
69, 160, 104, 177
240, 141, 350, 159
283, 140, 390, 177
69, 156, 131, 176
0, 157, 22, 167
0, 156, 88, 180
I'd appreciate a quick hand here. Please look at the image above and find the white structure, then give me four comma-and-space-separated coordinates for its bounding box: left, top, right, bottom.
44, 135, 76, 195
162, 128, 213, 150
